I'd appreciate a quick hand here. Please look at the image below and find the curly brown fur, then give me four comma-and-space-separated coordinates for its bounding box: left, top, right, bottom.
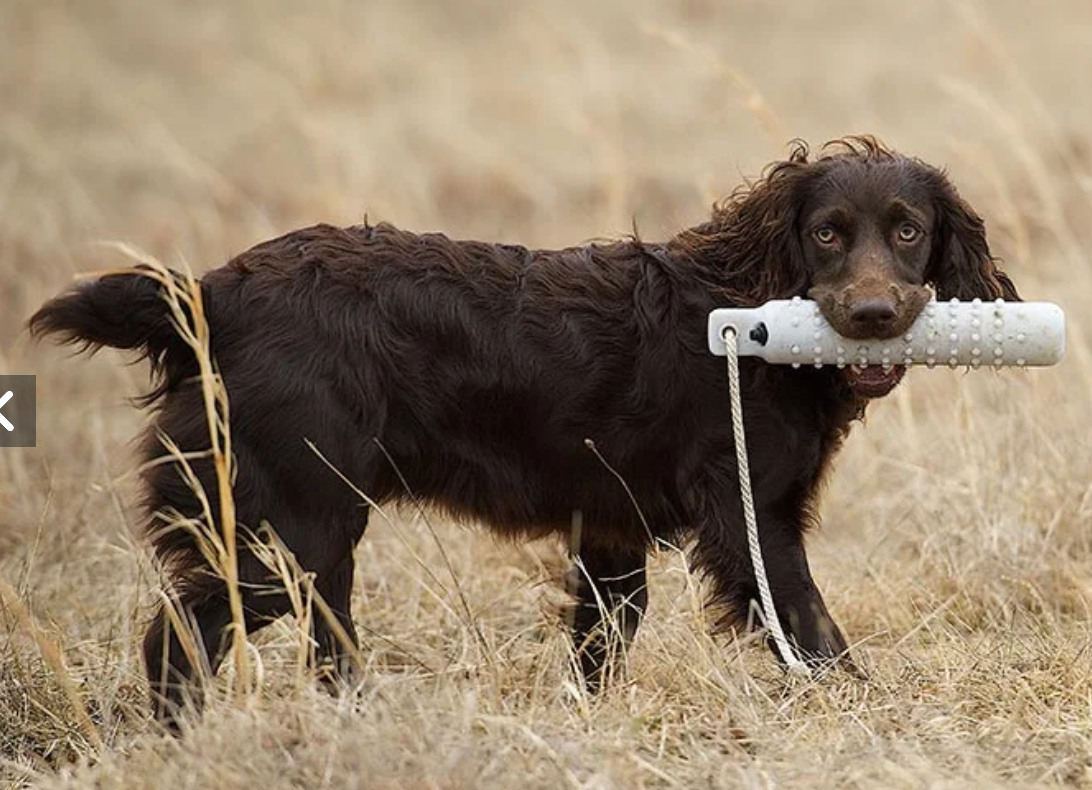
28, 136, 1021, 728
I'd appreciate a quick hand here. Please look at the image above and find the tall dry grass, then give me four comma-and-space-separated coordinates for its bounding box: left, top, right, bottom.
2, 0, 1092, 788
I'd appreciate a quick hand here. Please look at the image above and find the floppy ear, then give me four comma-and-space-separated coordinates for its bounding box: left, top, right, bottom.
670, 144, 812, 306
927, 175, 1021, 302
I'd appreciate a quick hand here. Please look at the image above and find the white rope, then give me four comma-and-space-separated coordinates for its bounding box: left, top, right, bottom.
722, 326, 811, 676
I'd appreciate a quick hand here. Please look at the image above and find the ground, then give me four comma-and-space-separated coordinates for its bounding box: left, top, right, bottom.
2, 0, 1092, 787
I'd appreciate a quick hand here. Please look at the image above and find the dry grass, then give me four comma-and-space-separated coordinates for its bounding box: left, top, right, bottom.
3, 0, 1092, 787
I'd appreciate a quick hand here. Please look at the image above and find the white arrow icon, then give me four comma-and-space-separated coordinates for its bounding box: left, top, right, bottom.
0, 391, 13, 432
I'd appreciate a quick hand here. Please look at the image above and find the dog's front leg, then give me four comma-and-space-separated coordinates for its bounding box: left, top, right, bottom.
565, 543, 648, 692
693, 506, 852, 671
754, 525, 850, 669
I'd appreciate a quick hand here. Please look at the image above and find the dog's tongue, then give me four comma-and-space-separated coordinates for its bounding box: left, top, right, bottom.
846, 364, 906, 398
856, 366, 895, 385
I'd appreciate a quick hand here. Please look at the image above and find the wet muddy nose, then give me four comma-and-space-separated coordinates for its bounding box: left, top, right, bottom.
849, 299, 897, 334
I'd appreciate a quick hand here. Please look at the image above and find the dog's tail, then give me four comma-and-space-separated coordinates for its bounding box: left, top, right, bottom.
28, 266, 200, 404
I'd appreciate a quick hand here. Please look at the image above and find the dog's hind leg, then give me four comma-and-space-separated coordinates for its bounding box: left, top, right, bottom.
142, 579, 295, 731
144, 508, 370, 729
566, 543, 648, 692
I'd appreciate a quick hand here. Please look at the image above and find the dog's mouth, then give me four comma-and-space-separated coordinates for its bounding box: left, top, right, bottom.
841, 364, 906, 398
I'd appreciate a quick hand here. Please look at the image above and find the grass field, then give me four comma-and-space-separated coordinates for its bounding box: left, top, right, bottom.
3, 0, 1092, 787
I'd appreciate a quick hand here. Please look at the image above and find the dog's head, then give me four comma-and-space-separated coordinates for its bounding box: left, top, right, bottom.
678, 136, 1021, 398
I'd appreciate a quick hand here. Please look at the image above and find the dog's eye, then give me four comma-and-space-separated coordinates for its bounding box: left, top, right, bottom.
897, 223, 921, 242
814, 226, 837, 245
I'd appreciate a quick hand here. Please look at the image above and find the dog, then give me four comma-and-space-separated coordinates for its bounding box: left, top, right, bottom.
28, 136, 1020, 728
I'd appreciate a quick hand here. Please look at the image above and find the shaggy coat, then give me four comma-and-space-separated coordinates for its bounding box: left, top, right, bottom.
29, 136, 1020, 727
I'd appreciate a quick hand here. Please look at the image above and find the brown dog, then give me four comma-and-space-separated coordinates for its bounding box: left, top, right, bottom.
29, 136, 1019, 728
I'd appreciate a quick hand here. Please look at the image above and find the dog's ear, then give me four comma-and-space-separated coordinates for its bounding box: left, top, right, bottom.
927, 173, 1021, 302
671, 142, 812, 306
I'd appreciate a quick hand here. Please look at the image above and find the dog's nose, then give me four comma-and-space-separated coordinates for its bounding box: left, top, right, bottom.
849, 299, 898, 333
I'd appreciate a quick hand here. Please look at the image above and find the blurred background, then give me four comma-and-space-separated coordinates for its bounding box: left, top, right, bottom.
2, 1, 1092, 787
